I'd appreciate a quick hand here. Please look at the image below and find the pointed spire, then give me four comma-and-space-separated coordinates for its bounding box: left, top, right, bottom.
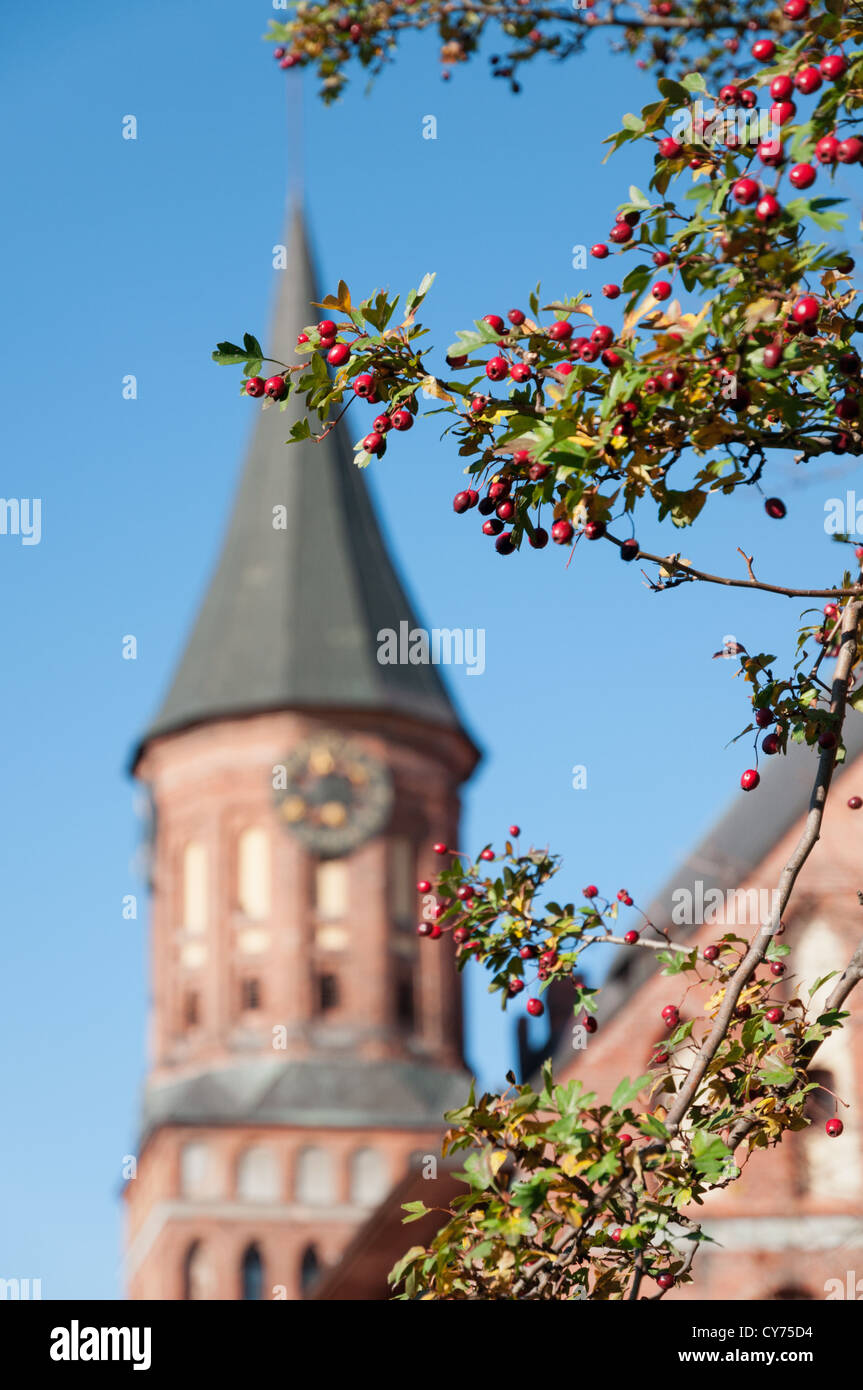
140, 205, 472, 751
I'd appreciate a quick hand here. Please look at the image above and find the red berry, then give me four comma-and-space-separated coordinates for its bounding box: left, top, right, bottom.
789, 162, 816, 189
480, 848, 495, 861
771, 962, 786, 977
529, 527, 549, 549
755, 193, 781, 222
838, 351, 861, 375
720, 84, 740, 104
820, 55, 847, 81
735, 1003, 751, 1019
741, 768, 760, 791
391, 408, 413, 431
446, 353, 468, 369
317, 320, 337, 338
527, 998, 544, 1017
327, 342, 350, 367
758, 138, 784, 166
590, 243, 609, 259
584, 520, 606, 540
584, 885, 598, 898
519, 945, 535, 959
783, 0, 809, 15
624, 930, 639, 945
528, 462, 550, 481
602, 284, 621, 299
762, 733, 780, 755
795, 65, 821, 94
766, 1007, 784, 1024
818, 729, 838, 750
363, 431, 385, 454
620, 538, 639, 562
657, 1273, 674, 1290
608, 221, 633, 245
297, 333, 310, 346
755, 708, 774, 728
752, 39, 776, 61
452, 491, 473, 514
619, 1133, 632, 1146
765, 497, 787, 519
837, 137, 863, 164
264, 375, 287, 400
792, 295, 819, 325
482, 518, 503, 536
551, 519, 574, 545
482, 314, 505, 334
652, 1047, 669, 1066
661, 367, 685, 391
770, 102, 796, 128
508, 309, 526, 326
643, 376, 659, 394
496, 500, 515, 521
653, 251, 671, 267
245, 376, 266, 397
826, 1118, 844, 1137
658, 136, 683, 158
611, 1228, 622, 1243
549, 320, 573, 341
770, 74, 794, 100
354, 373, 375, 398
591, 325, 614, 349
416, 880, 431, 894
584, 1016, 598, 1034
764, 343, 784, 369
816, 134, 840, 164
433, 841, 448, 855
652, 280, 672, 300
740, 89, 758, 108
703, 944, 720, 961
486, 356, 508, 382
848, 796, 862, 810
508, 978, 524, 995
508, 824, 520, 836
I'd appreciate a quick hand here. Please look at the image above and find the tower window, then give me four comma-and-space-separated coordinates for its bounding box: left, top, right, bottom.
395, 960, 415, 1029
182, 842, 208, 934
315, 860, 348, 921
318, 973, 339, 1012
241, 1243, 264, 1301
300, 1245, 321, 1296
241, 978, 261, 1011
183, 991, 200, 1028
390, 837, 415, 929
182, 1240, 211, 1300
296, 1147, 335, 1206
237, 827, 271, 920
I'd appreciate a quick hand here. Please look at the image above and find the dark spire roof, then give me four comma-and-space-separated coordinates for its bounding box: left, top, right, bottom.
139, 205, 474, 753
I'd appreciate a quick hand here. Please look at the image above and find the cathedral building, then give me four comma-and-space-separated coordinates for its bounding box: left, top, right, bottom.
124, 207, 479, 1300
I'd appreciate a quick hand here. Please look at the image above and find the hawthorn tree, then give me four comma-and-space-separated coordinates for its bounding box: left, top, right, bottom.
215, 0, 863, 1298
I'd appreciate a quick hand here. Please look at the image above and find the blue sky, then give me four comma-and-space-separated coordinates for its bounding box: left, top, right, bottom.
0, 1, 857, 1298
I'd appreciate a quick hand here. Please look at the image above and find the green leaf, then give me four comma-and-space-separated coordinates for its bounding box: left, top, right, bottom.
689, 1129, 732, 1179
682, 72, 708, 93
401, 1200, 430, 1223
611, 1074, 653, 1112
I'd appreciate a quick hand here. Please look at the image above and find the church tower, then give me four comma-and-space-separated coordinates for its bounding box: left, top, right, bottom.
124, 208, 478, 1300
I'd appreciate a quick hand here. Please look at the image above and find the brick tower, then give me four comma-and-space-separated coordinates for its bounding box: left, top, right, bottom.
124, 207, 478, 1300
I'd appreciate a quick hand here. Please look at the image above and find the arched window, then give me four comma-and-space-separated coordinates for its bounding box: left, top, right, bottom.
395, 958, 415, 1029
182, 1241, 211, 1300
236, 1146, 280, 1203
300, 1244, 321, 1296
180, 1141, 217, 1199
237, 828, 271, 920
295, 1147, 335, 1206
241, 1243, 264, 1301
315, 860, 348, 921
349, 1148, 389, 1207
182, 842, 208, 934
390, 837, 415, 928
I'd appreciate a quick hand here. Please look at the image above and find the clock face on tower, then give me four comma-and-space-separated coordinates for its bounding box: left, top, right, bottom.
274, 732, 394, 857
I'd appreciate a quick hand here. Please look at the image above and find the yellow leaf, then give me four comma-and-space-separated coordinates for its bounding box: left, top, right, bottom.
743, 296, 779, 333
420, 375, 455, 403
